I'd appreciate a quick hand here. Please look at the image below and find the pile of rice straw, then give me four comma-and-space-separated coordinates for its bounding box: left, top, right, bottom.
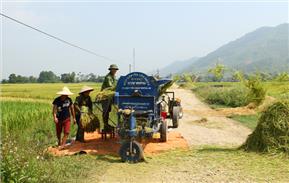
243, 101, 289, 154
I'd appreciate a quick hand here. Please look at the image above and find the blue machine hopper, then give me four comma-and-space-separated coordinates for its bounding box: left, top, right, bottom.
115, 72, 171, 119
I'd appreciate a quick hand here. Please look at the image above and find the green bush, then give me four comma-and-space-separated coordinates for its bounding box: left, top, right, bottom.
177, 74, 197, 89
244, 74, 267, 105
193, 72, 267, 108
194, 86, 250, 107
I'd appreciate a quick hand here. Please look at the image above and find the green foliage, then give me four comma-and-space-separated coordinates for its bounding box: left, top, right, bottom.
194, 73, 267, 107
172, 74, 181, 82
1, 101, 55, 182
192, 81, 288, 108
274, 72, 289, 82
232, 71, 244, 82
1, 135, 50, 183
243, 74, 267, 105
83, 73, 105, 83
243, 101, 289, 154
258, 72, 274, 81
4, 73, 38, 83
178, 73, 197, 88
61, 72, 76, 83
182, 74, 192, 82
2, 72, 106, 84
38, 71, 60, 83
194, 86, 250, 107
208, 63, 226, 82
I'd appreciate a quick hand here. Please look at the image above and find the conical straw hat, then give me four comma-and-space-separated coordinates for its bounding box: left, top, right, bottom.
79, 86, 94, 94
56, 86, 74, 95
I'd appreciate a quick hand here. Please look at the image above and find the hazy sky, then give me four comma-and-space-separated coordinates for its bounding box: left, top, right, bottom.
1, 1, 288, 79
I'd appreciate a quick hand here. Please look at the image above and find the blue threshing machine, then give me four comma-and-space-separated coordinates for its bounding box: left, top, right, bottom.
114, 72, 182, 162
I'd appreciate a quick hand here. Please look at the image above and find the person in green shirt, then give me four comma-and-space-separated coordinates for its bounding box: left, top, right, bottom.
101, 64, 118, 91
101, 64, 118, 133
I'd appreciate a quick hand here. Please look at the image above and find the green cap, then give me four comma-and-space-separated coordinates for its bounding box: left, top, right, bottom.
108, 64, 119, 70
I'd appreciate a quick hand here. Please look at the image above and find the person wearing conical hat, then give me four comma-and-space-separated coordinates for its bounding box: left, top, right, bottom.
52, 86, 76, 148
101, 64, 118, 134
74, 86, 94, 143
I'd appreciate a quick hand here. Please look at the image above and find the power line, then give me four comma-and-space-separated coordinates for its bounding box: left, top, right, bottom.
0, 13, 118, 63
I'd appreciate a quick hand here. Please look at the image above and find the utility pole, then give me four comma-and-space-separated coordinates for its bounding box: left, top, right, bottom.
129, 64, 132, 73
133, 48, 135, 72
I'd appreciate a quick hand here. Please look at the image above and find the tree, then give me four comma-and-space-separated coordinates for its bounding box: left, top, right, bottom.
61, 72, 76, 83
1, 79, 8, 84
208, 63, 226, 82
232, 71, 244, 82
7, 74, 38, 83
87, 73, 97, 82
8, 74, 17, 83
38, 71, 59, 83
4, 71, 106, 83
243, 73, 267, 105
95, 75, 105, 83
28, 76, 38, 83
17, 75, 29, 83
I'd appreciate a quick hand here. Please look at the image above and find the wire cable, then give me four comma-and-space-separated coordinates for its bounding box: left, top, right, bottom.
0, 13, 118, 63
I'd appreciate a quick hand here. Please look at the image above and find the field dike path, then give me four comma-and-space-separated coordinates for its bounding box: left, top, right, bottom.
171, 86, 251, 146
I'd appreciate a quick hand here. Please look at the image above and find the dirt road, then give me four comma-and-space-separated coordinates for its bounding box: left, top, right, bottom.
172, 86, 251, 146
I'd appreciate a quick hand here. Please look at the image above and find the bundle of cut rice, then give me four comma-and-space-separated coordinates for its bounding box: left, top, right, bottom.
242, 101, 289, 154
95, 88, 115, 102
80, 106, 100, 133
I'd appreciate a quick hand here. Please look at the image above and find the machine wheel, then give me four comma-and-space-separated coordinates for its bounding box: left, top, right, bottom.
119, 140, 144, 163
179, 107, 183, 119
160, 120, 168, 142
172, 106, 180, 128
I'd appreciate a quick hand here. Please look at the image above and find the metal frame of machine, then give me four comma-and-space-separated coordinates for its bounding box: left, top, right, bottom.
114, 72, 182, 162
